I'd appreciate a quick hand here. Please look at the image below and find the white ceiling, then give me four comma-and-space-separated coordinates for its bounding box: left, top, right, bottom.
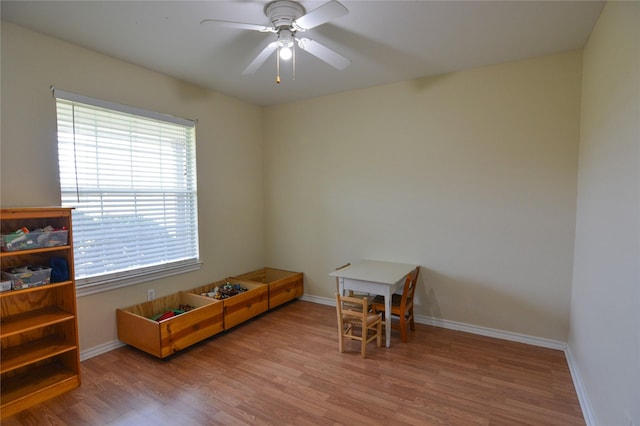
1, 1, 604, 106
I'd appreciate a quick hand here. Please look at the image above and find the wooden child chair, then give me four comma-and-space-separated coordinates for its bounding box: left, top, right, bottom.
371, 266, 420, 343
335, 293, 382, 358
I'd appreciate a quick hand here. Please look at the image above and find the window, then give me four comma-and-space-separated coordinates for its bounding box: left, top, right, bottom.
54, 89, 200, 296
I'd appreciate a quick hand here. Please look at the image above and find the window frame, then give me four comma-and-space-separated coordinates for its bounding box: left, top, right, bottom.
53, 88, 201, 297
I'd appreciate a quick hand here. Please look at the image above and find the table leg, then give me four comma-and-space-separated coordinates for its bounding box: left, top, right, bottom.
384, 289, 391, 347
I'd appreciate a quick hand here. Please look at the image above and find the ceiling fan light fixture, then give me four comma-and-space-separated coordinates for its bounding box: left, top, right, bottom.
279, 46, 293, 60
277, 28, 294, 60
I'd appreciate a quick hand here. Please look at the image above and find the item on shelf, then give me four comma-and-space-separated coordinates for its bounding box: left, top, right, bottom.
1, 225, 69, 252
0, 279, 11, 292
50, 257, 70, 282
1, 265, 52, 290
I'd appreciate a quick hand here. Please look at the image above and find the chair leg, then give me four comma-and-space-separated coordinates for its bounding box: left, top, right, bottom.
339, 324, 351, 353
361, 330, 367, 358
400, 316, 408, 343
376, 320, 382, 347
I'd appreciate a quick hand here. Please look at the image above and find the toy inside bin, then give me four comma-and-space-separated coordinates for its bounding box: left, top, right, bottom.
1, 265, 52, 290
1, 229, 69, 252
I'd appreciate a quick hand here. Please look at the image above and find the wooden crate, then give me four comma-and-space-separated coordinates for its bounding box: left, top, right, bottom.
231, 267, 304, 309
189, 279, 268, 330
116, 292, 223, 359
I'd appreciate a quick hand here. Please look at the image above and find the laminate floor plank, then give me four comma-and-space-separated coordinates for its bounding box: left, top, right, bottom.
3, 301, 584, 425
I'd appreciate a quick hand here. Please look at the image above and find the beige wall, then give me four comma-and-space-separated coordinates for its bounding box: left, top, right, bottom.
569, 2, 640, 426
264, 51, 582, 342
0, 22, 266, 352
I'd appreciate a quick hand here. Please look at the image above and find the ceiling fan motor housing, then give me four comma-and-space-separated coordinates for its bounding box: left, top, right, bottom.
264, 0, 306, 29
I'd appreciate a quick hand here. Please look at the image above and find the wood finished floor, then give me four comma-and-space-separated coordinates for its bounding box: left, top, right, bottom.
3, 300, 584, 425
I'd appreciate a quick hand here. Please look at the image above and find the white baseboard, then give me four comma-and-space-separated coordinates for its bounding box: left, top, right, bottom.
565, 345, 597, 426
80, 339, 126, 361
299, 294, 334, 306
414, 314, 567, 351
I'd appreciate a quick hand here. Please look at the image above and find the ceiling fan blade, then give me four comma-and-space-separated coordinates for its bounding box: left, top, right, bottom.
200, 19, 274, 32
297, 37, 351, 70
293, 0, 348, 31
243, 42, 278, 74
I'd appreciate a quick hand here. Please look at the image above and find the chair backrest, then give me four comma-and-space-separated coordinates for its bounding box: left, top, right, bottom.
399, 266, 420, 314
334, 263, 351, 294
335, 293, 369, 324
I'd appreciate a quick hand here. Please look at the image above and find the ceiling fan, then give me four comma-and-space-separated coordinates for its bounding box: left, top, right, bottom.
201, 0, 351, 83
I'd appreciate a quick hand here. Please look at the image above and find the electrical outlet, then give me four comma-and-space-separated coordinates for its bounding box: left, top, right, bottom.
147, 288, 155, 301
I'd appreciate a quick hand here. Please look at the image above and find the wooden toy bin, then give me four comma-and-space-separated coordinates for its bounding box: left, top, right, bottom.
189, 278, 269, 330
231, 267, 303, 309
116, 291, 223, 359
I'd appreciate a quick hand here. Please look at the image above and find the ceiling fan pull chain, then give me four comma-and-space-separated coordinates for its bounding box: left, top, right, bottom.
276, 45, 281, 84
292, 42, 296, 81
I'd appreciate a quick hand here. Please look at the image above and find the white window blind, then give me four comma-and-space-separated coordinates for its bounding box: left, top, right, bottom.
54, 89, 200, 296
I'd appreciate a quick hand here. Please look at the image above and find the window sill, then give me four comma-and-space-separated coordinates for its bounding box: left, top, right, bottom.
75, 260, 202, 297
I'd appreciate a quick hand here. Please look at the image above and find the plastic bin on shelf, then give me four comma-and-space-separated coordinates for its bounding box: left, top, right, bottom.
1, 265, 52, 290
1, 230, 69, 252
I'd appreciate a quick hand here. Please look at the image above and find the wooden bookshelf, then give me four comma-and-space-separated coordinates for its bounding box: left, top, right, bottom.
0, 207, 80, 418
